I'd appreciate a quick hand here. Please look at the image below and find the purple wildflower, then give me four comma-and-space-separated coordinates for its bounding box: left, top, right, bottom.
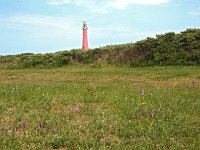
73, 105, 80, 112
140, 88, 144, 96
23, 119, 28, 127
149, 111, 155, 118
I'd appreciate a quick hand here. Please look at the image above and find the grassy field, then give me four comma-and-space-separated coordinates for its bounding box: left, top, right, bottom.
0, 65, 200, 149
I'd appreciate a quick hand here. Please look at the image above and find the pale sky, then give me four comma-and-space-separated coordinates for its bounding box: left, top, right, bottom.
0, 0, 200, 55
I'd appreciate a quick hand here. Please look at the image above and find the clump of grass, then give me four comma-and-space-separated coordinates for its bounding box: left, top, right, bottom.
50, 134, 67, 149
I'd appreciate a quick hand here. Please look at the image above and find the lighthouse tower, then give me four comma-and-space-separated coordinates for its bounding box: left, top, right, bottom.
82, 21, 89, 51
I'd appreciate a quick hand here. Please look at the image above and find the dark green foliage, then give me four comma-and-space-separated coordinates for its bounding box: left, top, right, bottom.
50, 134, 67, 149
0, 28, 200, 68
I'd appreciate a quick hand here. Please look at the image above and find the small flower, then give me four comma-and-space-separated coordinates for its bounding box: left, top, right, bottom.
23, 119, 28, 127
149, 111, 155, 118
73, 105, 80, 112
140, 88, 144, 96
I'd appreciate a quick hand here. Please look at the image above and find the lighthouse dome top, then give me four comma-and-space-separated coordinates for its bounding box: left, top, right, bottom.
82, 21, 88, 30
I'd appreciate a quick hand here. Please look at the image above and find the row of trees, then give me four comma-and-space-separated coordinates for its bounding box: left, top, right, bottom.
0, 28, 200, 69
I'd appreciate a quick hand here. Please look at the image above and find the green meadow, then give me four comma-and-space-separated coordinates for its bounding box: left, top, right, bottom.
0, 65, 200, 149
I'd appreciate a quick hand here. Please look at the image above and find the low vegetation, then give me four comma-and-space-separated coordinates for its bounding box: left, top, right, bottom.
0, 66, 200, 149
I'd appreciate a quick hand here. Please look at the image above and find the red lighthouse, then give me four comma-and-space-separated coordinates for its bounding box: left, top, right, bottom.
82, 21, 89, 51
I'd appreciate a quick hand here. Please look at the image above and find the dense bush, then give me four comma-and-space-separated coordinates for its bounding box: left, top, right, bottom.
0, 28, 200, 68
